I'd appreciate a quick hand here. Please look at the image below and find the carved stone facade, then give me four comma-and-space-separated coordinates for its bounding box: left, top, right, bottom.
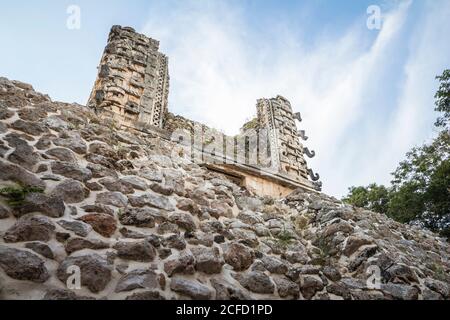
87, 26, 169, 128
88, 26, 321, 192
256, 96, 320, 190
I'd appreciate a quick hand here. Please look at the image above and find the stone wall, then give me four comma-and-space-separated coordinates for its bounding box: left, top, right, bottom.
88, 26, 321, 192
0, 78, 449, 300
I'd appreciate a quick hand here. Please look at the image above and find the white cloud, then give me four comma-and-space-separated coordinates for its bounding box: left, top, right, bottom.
141, 0, 450, 197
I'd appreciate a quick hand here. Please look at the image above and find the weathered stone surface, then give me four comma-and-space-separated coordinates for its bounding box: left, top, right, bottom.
25, 242, 54, 259
164, 234, 187, 250
321, 221, 354, 238
57, 220, 92, 237
88, 142, 116, 159
4, 215, 55, 243
0, 106, 14, 120
348, 245, 378, 272
87, 163, 118, 179
44, 116, 70, 132
35, 134, 53, 150
224, 243, 254, 271
350, 290, 385, 300
125, 291, 165, 300
82, 204, 114, 215
99, 177, 135, 194
424, 278, 449, 298
237, 211, 264, 225
383, 264, 419, 284
234, 271, 275, 294
119, 207, 158, 228
185, 231, 214, 247
0, 204, 11, 219
14, 193, 65, 218
159, 248, 173, 260
176, 198, 198, 214
78, 213, 117, 238
51, 179, 88, 204
10, 119, 47, 136
169, 212, 197, 231
211, 278, 250, 300
45, 148, 77, 163
287, 266, 322, 282
300, 276, 324, 300
57, 254, 112, 293
422, 288, 443, 300
0, 141, 9, 157
96, 192, 128, 208
128, 193, 174, 211
0, 160, 45, 188
119, 227, 147, 239
343, 235, 373, 257
170, 278, 213, 300
164, 171, 186, 196
114, 239, 156, 262
151, 183, 174, 196
157, 222, 181, 235
51, 161, 92, 182
17, 107, 47, 122
53, 132, 87, 154
191, 246, 224, 274
137, 169, 164, 182
43, 289, 95, 301
273, 276, 300, 299
120, 176, 148, 191
164, 251, 196, 276
323, 266, 342, 282
115, 269, 161, 293
189, 188, 213, 206
339, 277, 368, 290
209, 201, 233, 219
0, 246, 50, 283
326, 282, 351, 300
261, 255, 289, 274
85, 181, 103, 191
235, 196, 263, 211
56, 232, 71, 243
6, 135, 39, 170
380, 283, 419, 300
65, 238, 110, 254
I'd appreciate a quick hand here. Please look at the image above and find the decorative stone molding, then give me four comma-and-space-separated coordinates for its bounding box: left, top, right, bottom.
88, 26, 322, 191
87, 26, 169, 129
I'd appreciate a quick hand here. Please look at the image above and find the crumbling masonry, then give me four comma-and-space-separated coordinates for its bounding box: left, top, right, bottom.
87, 26, 169, 128
88, 26, 321, 197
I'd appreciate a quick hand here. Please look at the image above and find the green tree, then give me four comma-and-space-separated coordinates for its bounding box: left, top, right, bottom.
343, 184, 390, 214
343, 69, 450, 237
434, 69, 450, 128
388, 129, 449, 229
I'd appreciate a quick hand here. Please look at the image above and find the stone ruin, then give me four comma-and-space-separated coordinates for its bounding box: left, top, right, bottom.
88, 26, 169, 129
88, 26, 322, 198
0, 26, 449, 301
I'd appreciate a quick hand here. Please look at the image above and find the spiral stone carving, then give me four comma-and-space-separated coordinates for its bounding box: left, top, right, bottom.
308, 168, 320, 181
304, 147, 316, 158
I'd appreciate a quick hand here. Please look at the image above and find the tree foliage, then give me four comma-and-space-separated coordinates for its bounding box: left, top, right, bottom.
434, 69, 450, 128
343, 70, 450, 238
343, 184, 390, 214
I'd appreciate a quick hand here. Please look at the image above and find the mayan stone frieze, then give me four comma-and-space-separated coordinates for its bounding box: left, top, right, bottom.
256, 96, 321, 190
87, 26, 169, 129
88, 26, 321, 192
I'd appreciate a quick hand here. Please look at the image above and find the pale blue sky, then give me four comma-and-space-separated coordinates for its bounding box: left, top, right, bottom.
1, 0, 449, 197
